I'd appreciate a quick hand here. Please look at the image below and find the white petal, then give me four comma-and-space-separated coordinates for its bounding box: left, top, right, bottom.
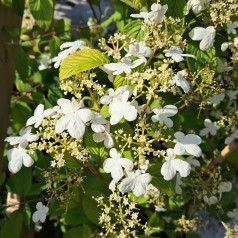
119, 177, 135, 193
109, 148, 118, 158
36, 202, 43, 210
161, 161, 176, 180
164, 118, 173, 128
199, 128, 209, 136
34, 104, 44, 116
55, 115, 71, 133
110, 113, 123, 125
119, 158, 134, 171
171, 159, 191, 177
93, 133, 105, 143
103, 158, 114, 173
163, 105, 178, 117
189, 27, 206, 41
22, 153, 34, 167
174, 143, 185, 155
77, 109, 93, 123
123, 105, 138, 122
199, 33, 214, 51
183, 134, 201, 144
174, 132, 185, 142
67, 116, 85, 138
138, 173, 152, 184
4, 136, 24, 145
104, 135, 114, 148
133, 182, 147, 197
184, 144, 202, 157
32, 211, 41, 223
100, 95, 112, 105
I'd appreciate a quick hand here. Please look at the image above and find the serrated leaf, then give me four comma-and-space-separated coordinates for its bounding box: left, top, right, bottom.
161, 0, 186, 19
124, 20, 149, 41
82, 191, 104, 225
187, 41, 217, 72
64, 152, 82, 169
113, 75, 130, 89
28, 0, 53, 30
60, 49, 108, 80
84, 132, 108, 163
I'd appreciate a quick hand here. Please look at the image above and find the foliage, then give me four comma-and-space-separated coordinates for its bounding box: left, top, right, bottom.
1, 0, 238, 238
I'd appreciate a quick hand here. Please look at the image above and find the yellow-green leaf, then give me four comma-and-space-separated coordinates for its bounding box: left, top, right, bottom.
60, 49, 108, 80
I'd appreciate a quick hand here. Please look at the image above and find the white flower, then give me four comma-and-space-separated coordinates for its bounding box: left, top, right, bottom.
225, 129, 238, 144
38, 54, 52, 71
211, 110, 222, 119
103, 148, 134, 181
26, 104, 54, 128
199, 118, 219, 137
7, 142, 34, 173
125, 42, 152, 65
161, 148, 191, 180
119, 170, 152, 197
163, 46, 196, 62
217, 57, 233, 73
109, 90, 138, 125
55, 99, 93, 139
186, 0, 210, 14
227, 209, 238, 220
99, 66, 114, 82
227, 21, 238, 34
4, 126, 39, 145
221, 42, 230, 52
174, 132, 202, 157
203, 195, 218, 206
103, 57, 143, 75
52, 40, 86, 68
93, 122, 114, 148
151, 105, 178, 128
227, 90, 238, 101
189, 26, 216, 51
207, 93, 225, 106
131, 3, 168, 25
32, 202, 49, 223
171, 70, 190, 93
218, 181, 232, 193
100, 86, 131, 105
186, 156, 201, 167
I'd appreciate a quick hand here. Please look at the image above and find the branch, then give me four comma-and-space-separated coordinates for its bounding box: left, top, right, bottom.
205, 139, 238, 172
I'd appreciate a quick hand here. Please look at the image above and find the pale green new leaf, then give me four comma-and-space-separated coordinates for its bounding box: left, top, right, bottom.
28, 0, 53, 30
60, 49, 108, 80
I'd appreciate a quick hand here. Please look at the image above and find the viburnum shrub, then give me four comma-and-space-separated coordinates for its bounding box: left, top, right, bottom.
3, 0, 238, 237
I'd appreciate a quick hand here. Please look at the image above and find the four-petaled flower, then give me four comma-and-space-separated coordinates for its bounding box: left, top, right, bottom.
5, 126, 39, 146
109, 90, 138, 125
55, 99, 93, 139
189, 26, 216, 51
199, 118, 219, 137
173, 132, 202, 157
52, 40, 86, 68
227, 21, 238, 35
27, 104, 54, 128
119, 170, 152, 197
207, 93, 225, 106
161, 148, 191, 180
103, 57, 143, 75
151, 105, 178, 128
125, 42, 152, 65
7, 141, 34, 174
225, 129, 238, 144
171, 70, 190, 93
163, 46, 196, 62
103, 148, 134, 181
131, 3, 168, 25
32, 202, 49, 223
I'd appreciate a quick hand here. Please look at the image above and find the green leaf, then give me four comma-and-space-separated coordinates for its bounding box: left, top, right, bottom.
161, 0, 186, 19
23, 204, 32, 229
64, 225, 91, 238
60, 49, 108, 80
64, 206, 89, 226
113, 75, 130, 89
7, 167, 32, 197
11, 101, 32, 131
101, 11, 122, 28
100, 105, 110, 119
49, 36, 62, 57
0, 210, 23, 238
28, 0, 53, 30
15, 46, 28, 81
120, 0, 144, 10
168, 194, 191, 210
148, 212, 165, 233
187, 41, 217, 72
82, 190, 104, 225
84, 132, 108, 163
64, 152, 82, 169
148, 164, 175, 196
124, 20, 149, 42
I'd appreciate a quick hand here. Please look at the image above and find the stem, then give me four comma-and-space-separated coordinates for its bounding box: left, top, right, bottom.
205, 139, 238, 172
87, 1, 100, 24
85, 86, 101, 112
145, 48, 157, 68
141, 97, 151, 117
